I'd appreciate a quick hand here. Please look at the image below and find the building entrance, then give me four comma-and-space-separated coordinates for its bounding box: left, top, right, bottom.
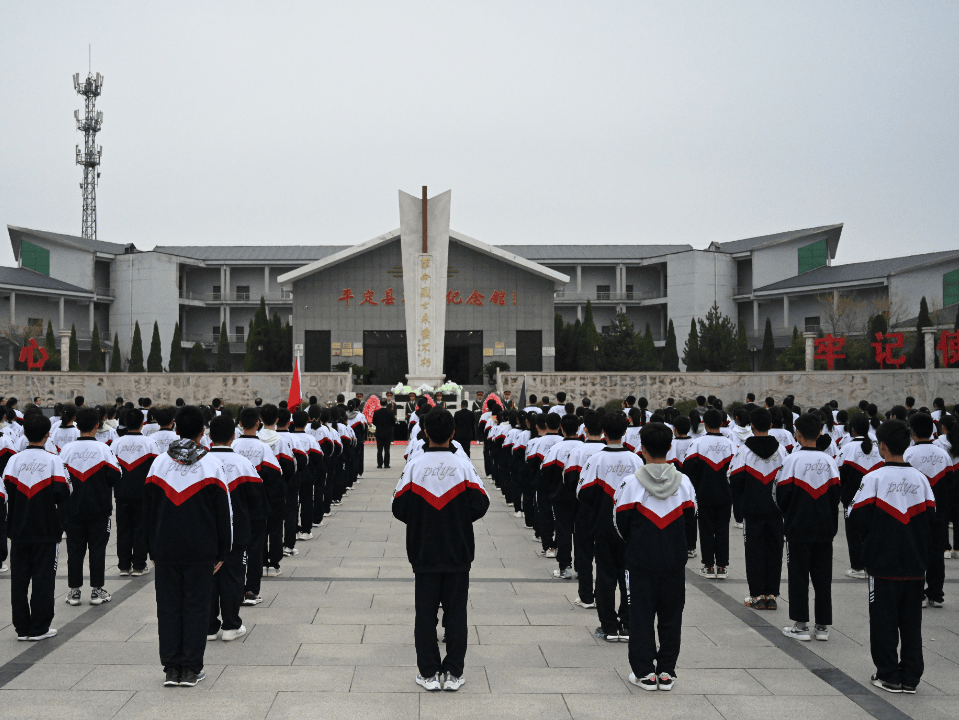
363, 330, 408, 385
443, 331, 483, 385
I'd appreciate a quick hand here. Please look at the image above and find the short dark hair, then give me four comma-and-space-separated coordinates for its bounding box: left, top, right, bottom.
556, 392, 567, 402
909, 412, 934, 440
76, 407, 99, 433
877, 419, 911, 455
336, 394, 345, 403
546, 413, 561, 430
703, 409, 723, 430
209, 415, 235, 443
175, 406, 205, 441
124, 408, 144, 429
279, 400, 288, 409
155, 408, 174, 427
673, 416, 691, 436
175, 398, 185, 406
602, 411, 629, 441
639, 423, 672, 458
460, 401, 468, 408
625, 395, 636, 406
749, 408, 772, 433
116, 397, 124, 404
696, 396, 706, 405
292, 410, 309, 428
666, 397, 675, 405
211, 397, 222, 407
23, 413, 51, 443
260, 404, 279, 426
277, 408, 291, 426
561, 414, 580, 436
794, 413, 822, 442
75, 395, 85, 406
905, 396, 916, 407
583, 411, 602, 436
746, 393, 755, 402
239, 407, 260, 430
254, 398, 263, 407
424, 409, 454, 444
764, 397, 775, 407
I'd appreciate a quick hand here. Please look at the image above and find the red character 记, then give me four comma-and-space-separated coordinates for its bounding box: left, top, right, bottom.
446, 290, 462, 305
338, 289, 355, 308
814, 334, 845, 370
465, 290, 485, 306
360, 290, 378, 306
489, 290, 506, 306
382, 288, 396, 305
871, 332, 906, 369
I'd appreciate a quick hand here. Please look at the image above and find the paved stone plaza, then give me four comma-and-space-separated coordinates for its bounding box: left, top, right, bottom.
0, 456, 956, 720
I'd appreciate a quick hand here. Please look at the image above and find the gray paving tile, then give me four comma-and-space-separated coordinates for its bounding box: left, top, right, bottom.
244, 623, 364, 644
420, 693, 571, 718
746, 668, 843, 695
0, 690, 134, 718
477, 625, 597, 645
487, 667, 630, 694
74, 664, 227, 691
351, 665, 491, 693
704, 695, 876, 719
113, 690, 277, 719
563, 693, 726, 719
2, 663, 94, 690
211, 664, 354, 691
616, 667, 771, 695
266, 690, 419, 719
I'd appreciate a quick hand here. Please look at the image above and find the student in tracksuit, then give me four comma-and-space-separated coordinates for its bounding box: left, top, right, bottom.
207, 415, 264, 641
530, 412, 563, 556
544, 414, 584, 579
682, 409, 735, 579
257, 405, 294, 573
392, 409, 489, 692
232, 407, 281, 603
615, 422, 697, 691
62, 407, 121, 607
306, 407, 334, 526
848, 419, 935, 694
778, 413, 841, 642
577, 411, 644, 642
564, 411, 606, 608
112, 409, 159, 576
904, 412, 953, 608
4, 413, 71, 641
729, 408, 787, 610
666, 416, 696, 556
837, 413, 884, 580
145, 405, 232, 688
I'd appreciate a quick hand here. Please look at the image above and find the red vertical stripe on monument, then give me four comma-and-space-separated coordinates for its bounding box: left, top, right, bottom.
288, 356, 302, 410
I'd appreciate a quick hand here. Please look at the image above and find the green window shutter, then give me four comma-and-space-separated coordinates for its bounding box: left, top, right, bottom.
797, 238, 828, 274
21, 241, 50, 276
945, 268, 959, 307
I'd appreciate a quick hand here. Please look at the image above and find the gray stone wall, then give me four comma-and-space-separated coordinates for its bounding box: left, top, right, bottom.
497, 370, 959, 411
1, 372, 352, 408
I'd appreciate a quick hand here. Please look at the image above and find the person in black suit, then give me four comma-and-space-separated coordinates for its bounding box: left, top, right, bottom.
453, 401, 475, 457
471, 392, 485, 438
371, 401, 396, 469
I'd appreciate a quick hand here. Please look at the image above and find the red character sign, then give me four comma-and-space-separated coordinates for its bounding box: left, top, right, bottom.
338, 289, 355, 308
465, 290, 485, 306
19, 337, 49, 371
489, 290, 506, 306
937, 330, 959, 368
360, 290, 378, 306
814, 334, 846, 370
872, 332, 906, 369
382, 288, 396, 306
446, 290, 462, 305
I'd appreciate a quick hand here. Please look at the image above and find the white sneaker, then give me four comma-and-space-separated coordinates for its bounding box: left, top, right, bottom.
415, 672, 442, 691
282, 546, 299, 556
544, 548, 558, 558
0, 563, 7, 573
845, 568, 867, 579
628, 672, 659, 691
27, 628, 57, 641
687, 549, 697, 558
130, 566, 151, 577
814, 625, 829, 641
573, 597, 596, 609
65, 589, 81, 606
945, 550, 955, 560
443, 674, 465, 691
552, 568, 573, 579
221, 625, 247, 642
262, 566, 268, 577
782, 625, 811, 641
207, 631, 219, 641
296, 532, 313, 541
734, 522, 744, 529
513, 511, 523, 518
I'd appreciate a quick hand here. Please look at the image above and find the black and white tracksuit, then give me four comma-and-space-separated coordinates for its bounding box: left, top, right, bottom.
112, 433, 160, 572
564, 440, 606, 604
232, 435, 282, 593
837, 438, 883, 572
904, 441, 953, 603
682, 433, 735, 569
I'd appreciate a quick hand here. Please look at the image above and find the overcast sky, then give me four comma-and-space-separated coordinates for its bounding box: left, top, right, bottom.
2, 2, 958, 269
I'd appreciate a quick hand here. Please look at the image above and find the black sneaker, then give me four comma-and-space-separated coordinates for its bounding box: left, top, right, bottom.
657, 672, 675, 691
179, 669, 206, 687
871, 673, 902, 693
594, 626, 614, 642
164, 668, 181, 687
242, 591, 262, 606
900, 684, 917, 694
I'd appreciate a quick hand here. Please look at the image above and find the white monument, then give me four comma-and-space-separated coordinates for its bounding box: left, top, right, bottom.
399, 187, 451, 389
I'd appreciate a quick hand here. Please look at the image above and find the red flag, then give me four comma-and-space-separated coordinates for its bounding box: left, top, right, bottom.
288, 357, 302, 409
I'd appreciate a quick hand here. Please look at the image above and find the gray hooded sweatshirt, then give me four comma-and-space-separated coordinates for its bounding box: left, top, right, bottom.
634, 462, 685, 500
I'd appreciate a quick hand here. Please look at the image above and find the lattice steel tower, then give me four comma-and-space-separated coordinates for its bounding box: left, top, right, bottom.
73, 68, 104, 239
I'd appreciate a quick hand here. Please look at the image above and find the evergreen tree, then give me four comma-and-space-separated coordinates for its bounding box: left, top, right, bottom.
569, 318, 584, 370
697, 305, 739, 372
188, 342, 208, 372
215, 321, 231, 372
603, 313, 637, 370
580, 301, 604, 371
270, 311, 283, 370
760, 318, 776, 370
169, 322, 183, 372
128, 321, 144, 372
682, 317, 701, 371
867, 314, 889, 369
110, 332, 122, 371
245, 299, 272, 371
43, 321, 61, 371
87, 322, 103, 371
734, 317, 751, 371
635, 322, 658, 371
147, 321, 163, 372
68, 323, 81, 371
662, 319, 679, 371
554, 314, 568, 371
778, 326, 805, 371
909, 296, 933, 368
280, 321, 294, 371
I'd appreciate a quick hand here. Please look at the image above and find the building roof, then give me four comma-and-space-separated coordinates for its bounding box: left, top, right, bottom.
709, 223, 843, 256
754, 250, 959, 294
152, 245, 349, 262
7, 226, 137, 257
0, 266, 93, 295
494, 244, 692, 262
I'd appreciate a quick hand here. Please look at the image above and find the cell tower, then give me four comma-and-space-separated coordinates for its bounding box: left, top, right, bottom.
73, 58, 104, 239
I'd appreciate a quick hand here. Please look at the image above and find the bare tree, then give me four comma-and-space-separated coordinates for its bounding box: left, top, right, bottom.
871, 294, 911, 331
817, 291, 869, 335
0, 320, 45, 368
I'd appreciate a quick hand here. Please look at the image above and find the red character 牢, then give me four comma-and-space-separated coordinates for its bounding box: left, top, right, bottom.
814, 334, 845, 370
338, 289, 355, 308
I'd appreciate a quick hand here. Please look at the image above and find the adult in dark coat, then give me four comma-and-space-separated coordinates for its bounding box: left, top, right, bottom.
453, 401, 475, 457
372, 402, 396, 469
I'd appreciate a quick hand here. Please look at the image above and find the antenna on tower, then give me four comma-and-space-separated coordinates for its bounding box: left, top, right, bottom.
74, 57, 103, 239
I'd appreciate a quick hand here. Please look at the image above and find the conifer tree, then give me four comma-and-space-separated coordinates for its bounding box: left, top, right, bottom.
554, 314, 567, 370
735, 317, 751, 371
147, 321, 163, 372
87, 322, 103, 371
604, 313, 637, 370
635, 322, 658, 371
909, 296, 933, 368
760, 318, 776, 370
682, 317, 701, 371
68, 323, 81, 371
110, 332, 122, 371
43, 321, 61, 371
569, 318, 584, 370
697, 306, 739, 372
245, 298, 272, 371
169, 322, 183, 372
215, 321, 231, 372
580, 301, 604, 371
662, 319, 679, 371
128, 321, 144, 372
778, 327, 805, 371
188, 342, 208, 372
